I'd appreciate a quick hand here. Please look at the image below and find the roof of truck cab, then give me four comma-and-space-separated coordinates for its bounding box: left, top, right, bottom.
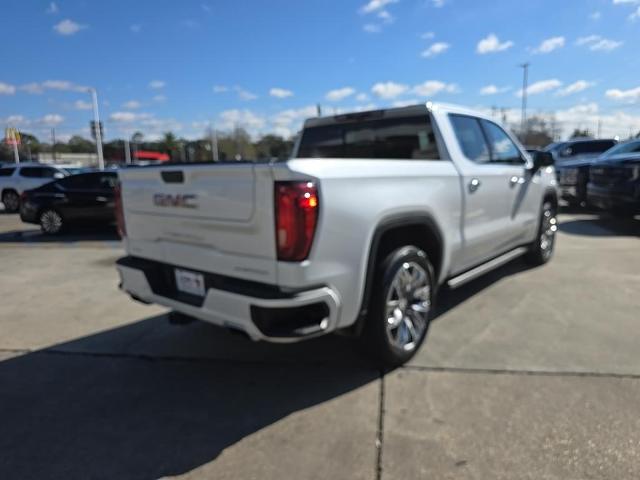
303, 102, 495, 128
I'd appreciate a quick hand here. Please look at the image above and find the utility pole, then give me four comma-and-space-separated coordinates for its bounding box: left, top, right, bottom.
597, 118, 602, 138
520, 62, 530, 135
87, 87, 104, 170
51, 128, 57, 162
124, 136, 132, 164
316, 104, 322, 117
209, 123, 219, 162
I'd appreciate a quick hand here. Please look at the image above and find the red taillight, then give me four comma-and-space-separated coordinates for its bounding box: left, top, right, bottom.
114, 183, 126, 238
275, 181, 319, 261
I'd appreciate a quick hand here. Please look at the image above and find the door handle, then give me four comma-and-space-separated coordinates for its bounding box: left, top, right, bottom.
96, 196, 108, 202
468, 178, 481, 193
509, 176, 520, 186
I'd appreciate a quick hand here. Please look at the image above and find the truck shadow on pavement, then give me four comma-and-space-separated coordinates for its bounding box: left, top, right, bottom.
558, 215, 639, 237
0, 317, 377, 480
0, 254, 536, 479
0, 226, 120, 244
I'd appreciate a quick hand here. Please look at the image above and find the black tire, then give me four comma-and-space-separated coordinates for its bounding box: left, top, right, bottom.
39, 209, 64, 235
2, 190, 20, 213
525, 200, 557, 266
360, 246, 435, 368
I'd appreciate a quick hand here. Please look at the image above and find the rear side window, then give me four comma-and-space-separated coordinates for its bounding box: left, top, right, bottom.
19, 167, 43, 178
0, 167, 15, 176
570, 141, 616, 155
296, 114, 440, 160
57, 174, 91, 189
449, 115, 490, 163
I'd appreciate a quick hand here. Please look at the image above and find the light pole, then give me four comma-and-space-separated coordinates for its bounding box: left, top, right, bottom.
86, 87, 105, 170
520, 63, 530, 135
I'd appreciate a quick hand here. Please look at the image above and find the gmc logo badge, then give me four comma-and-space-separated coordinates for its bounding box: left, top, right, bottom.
153, 193, 198, 209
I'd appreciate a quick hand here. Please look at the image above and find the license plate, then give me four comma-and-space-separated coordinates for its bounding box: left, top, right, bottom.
174, 268, 206, 297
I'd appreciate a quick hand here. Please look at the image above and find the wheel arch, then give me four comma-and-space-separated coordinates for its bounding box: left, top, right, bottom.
350, 212, 444, 335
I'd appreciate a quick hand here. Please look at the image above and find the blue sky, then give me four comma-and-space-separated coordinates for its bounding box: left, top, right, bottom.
1, 0, 640, 141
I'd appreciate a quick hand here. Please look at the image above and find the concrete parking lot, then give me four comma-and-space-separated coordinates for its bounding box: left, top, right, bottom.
0, 211, 638, 479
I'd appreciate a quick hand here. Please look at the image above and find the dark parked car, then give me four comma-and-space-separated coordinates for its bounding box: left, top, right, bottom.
587, 141, 640, 217
547, 138, 618, 207
20, 171, 118, 234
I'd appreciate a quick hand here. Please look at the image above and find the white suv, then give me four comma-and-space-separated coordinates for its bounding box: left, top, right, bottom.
0, 163, 76, 212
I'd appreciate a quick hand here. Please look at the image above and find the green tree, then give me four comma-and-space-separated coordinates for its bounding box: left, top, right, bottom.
68, 135, 95, 153
570, 128, 593, 139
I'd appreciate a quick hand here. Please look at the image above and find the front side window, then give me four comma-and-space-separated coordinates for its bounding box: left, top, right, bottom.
481, 120, 523, 164
449, 115, 490, 163
0, 168, 15, 177
296, 113, 440, 160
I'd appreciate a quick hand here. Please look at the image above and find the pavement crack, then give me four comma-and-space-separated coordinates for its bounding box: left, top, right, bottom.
375, 370, 385, 480
402, 364, 640, 379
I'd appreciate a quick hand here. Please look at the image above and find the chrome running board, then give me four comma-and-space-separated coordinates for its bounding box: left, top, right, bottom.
447, 247, 528, 289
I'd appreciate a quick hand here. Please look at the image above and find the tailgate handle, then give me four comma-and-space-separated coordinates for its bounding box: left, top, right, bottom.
161, 171, 184, 183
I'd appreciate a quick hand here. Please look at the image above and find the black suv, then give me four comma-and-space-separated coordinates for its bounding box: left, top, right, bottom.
587, 139, 640, 217
548, 138, 618, 207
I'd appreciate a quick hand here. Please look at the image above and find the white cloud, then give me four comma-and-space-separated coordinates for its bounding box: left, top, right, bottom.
235, 86, 258, 101
53, 19, 86, 35
412, 80, 457, 96
516, 79, 562, 97
363, 23, 382, 33
371, 81, 408, 99
590, 11, 602, 20
630, 6, 640, 20
326, 87, 356, 101
575, 35, 623, 51
612, 0, 639, 4
0, 82, 16, 95
217, 109, 266, 133
421, 42, 450, 58
74, 100, 92, 110
213, 85, 228, 93
19, 83, 44, 94
130, 24, 142, 33
110, 111, 153, 123
556, 80, 595, 96
420, 31, 435, 40
476, 33, 514, 54
533, 36, 565, 54
360, 0, 398, 14
590, 39, 623, 51
356, 93, 370, 101
377, 9, 394, 22
152, 94, 166, 102
480, 84, 511, 95
46, 2, 58, 14
122, 100, 141, 109
269, 87, 294, 98
605, 85, 640, 103
431, 0, 446, 6
40, 114, 64, 126
149, 80, 166, 89
42, 80, 87, 92
392, 99, 420, 107
202, 3, 212, 12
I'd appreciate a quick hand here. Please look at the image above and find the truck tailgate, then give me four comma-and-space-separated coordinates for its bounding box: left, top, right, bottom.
119, 163, 278, 284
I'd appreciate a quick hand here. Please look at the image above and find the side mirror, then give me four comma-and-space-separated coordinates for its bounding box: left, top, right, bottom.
532, 151, 554, 171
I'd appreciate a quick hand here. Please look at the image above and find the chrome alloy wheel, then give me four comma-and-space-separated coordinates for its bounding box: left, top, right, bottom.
384, 261, 431, 352
40, 210, 63, 234
540, 205, 558, 259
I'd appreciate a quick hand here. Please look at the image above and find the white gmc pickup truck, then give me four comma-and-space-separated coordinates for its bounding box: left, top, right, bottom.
116, 103, 558, 366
